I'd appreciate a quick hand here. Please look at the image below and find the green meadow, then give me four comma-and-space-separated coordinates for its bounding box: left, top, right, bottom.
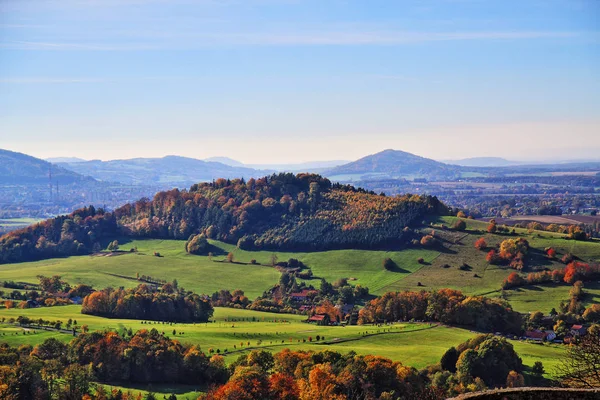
0, 238, 439, 298
0, 305, 565, 375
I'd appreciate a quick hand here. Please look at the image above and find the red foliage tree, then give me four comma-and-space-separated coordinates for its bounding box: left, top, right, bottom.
474, 238, 487, 251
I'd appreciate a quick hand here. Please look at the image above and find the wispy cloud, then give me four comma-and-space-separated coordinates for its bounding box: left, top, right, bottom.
0, 76, 190, 84
0, 30, 583, 51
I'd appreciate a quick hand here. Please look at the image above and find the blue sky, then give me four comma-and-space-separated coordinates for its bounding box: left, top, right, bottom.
0, 0, 598, 163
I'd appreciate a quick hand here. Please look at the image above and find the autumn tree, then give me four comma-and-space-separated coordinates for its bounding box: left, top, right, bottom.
558, 328, 600, 388
487, 220, 497, 233
506, 370, 525, 388
474, 238, 487, 251
186, 234, 209, 255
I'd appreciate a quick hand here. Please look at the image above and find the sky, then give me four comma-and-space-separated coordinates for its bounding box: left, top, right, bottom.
0, 0, 599, 164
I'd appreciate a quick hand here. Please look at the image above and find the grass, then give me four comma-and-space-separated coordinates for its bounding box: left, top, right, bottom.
1, 217, 599, 311
0, 238, 439, 298
96, 383, 203, 400
0, 218, 42, 226
497, 281, 600, 314
0, 306, 565, 377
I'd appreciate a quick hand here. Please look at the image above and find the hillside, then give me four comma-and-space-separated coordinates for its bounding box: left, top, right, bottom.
57, 155, 270, 186
0, 173, 448, 263
325, 149, 461, 179
0, 148, 94, 185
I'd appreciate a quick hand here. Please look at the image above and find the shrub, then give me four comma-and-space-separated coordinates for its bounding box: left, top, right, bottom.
420, 235, 436, 247
474, 237, 487, 251
452, 220, 467, 231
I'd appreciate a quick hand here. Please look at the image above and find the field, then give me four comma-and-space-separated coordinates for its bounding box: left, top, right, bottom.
0, 238, 439, 298
1, 217, 600, 313
0, 218, 42, 234
0, 305, 565, 373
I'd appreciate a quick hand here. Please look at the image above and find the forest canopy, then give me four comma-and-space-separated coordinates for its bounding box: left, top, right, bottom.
0, 173, 448, 263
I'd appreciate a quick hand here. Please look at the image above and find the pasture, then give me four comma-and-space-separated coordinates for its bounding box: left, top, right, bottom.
0, 305, 565, 375
0, 238, 439, 298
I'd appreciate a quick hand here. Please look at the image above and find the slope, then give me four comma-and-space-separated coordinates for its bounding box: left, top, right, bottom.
0, 148, 94, 185
325, 149, 461, 179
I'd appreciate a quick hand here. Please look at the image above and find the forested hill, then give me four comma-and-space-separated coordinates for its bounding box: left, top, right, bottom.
0, 173, 448, 263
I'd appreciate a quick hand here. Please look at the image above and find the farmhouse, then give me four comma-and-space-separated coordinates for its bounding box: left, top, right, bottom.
524, 330, 556, 342
307, 314, 330, 326
570, 324, 587, 336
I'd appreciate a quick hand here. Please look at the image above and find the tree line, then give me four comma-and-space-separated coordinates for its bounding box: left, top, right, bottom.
81, 284, 213, 323
358, 289, 523, 334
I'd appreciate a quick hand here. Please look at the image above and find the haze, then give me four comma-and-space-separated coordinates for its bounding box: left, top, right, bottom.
0, 0, 599, 163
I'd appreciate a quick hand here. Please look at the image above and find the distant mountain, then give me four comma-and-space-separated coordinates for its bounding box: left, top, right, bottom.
204, 156, 245, 167
57, 156, 270, 186
325, 149, 460, 179
444, 157, 521, 167
46, 157, 87, 164
249, 160, 351, 172
0, 149, 93, 185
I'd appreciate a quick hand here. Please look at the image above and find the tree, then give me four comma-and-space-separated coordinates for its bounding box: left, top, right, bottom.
420, 235, 435, 247
452, 220, 466, 231
382, 258, 396, 271
227, 252, 235, 263
456, 349, 477, 383
506, 370, 525, 388
558, 328, 600, 388
440, 347, 458, 373
186, 234, 209, 255
583, 304, 600, 323
529, 311, 543, 327
487, 220, 497, 233
62, 364, 93, 399
474, 238, 487, 251
270, 254, 278, 267
532, 361, 545, 377
107, 240, 119, 251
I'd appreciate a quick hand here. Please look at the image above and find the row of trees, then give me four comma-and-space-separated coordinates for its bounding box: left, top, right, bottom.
502, 261, 600, 289
81, 284, 213, 323
358, 289, 523, 334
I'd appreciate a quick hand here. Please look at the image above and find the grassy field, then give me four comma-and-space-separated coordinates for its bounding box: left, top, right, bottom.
0, 218, 42, 226
0, 305, 565, 375
1, 216, 599, 312
382, 216, 600, 312
0, 238, 439, 298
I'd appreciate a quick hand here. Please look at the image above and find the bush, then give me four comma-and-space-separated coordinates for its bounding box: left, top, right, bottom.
452, 220, 466, 231
186, 234, 209, 255
474, 238, 487, 251
383, 258, 397, 271
420, 235, 436, 247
